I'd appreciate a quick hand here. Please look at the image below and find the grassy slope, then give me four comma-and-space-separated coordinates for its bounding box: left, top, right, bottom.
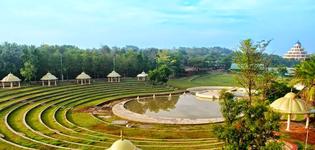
168, 72, 238, 89
0, 80, 223, 149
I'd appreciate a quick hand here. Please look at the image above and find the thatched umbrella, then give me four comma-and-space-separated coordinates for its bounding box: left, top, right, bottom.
270, 92, 310, 131
76, 72, 91, 85
40, 72, 58, 86
1, 73, 21, 88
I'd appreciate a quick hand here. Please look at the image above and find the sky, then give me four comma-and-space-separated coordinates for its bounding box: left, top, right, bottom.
0, 0, 314, 55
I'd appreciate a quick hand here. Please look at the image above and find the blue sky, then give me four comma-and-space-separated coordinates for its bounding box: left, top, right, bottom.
0, 0, 314, 55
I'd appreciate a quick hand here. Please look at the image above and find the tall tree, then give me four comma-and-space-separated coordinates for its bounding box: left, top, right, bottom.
234, 39, 271, 103
0, 42, 23, 76
20, 61, 36, 82
148, 64, 171, 84
214, 39, 281, 149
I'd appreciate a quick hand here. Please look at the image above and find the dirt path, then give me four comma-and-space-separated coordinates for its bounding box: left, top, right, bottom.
280, 122, 315, 145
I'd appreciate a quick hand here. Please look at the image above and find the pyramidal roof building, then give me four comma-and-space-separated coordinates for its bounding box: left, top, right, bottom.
283, 41, 309, 61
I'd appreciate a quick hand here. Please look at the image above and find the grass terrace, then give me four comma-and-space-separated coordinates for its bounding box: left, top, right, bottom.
0, 78, 224, 150
168, 72, 238, 89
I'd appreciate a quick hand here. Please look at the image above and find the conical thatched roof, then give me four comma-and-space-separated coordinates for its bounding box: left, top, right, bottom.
40, 72, 58, 81
76, 72, 91, 80
107, 70, 121, 78
1, 73, 21, 82
107, 139, 139, 150
270, 92, 309, 114
137, 71, 148, 77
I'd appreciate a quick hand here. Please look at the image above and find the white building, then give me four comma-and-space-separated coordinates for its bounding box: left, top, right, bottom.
136, 71, 148, 81
283, 41, 309, 61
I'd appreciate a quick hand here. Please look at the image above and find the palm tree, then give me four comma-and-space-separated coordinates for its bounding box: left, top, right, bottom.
293, 56, 315, 103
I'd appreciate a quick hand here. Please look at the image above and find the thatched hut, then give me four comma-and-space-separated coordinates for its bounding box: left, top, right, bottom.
136, 71, 148, 81
76, 72, 91, 85
40, 72, 58, 86
107, 71, 121, 82
1, 73, 21, 88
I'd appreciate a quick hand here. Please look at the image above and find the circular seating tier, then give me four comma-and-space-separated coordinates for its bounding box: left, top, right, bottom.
0, 80, 224, 149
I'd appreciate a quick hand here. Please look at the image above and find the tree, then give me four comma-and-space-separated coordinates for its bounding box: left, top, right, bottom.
293, 56, 315, 103
19, 45, 38, 81
20, 61, 36, 82
0, 42, 24, 76
233, 39, 271, 103
214, 39, 281, 149
213, 92, 281, 149
148, 64, 171, 84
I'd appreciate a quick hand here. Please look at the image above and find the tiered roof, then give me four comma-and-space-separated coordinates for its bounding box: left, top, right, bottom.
283, 41, 309, 61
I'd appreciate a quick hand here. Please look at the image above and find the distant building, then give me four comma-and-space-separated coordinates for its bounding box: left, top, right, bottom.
285, 67, 295, 76
229, 63, 264, 71
229, 63, 240, 71
229, 63, 295, 76
283, 41, 309, 61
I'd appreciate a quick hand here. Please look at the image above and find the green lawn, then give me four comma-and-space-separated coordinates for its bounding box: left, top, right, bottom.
0, 79, 224, 149
168, 72, 238, 89
1, 76, 311, 149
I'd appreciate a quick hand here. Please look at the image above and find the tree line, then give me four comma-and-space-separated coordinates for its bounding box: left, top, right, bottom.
0, 42, 298, 82
0, 42, 230, 81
